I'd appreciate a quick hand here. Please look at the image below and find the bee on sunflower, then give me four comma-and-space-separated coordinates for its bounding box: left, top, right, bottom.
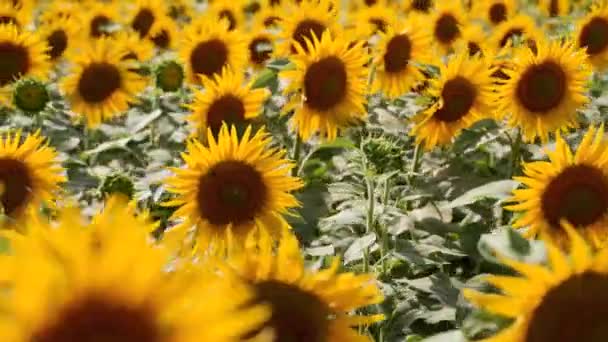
370, 17, 433, 99
464, 222, 608, 341
61, 38, 148, 127
217, 228, 385, 341
180, 20, 247, 85
0, 130, 65, 229
246, 26, 275, 70
0, 24, 50, 106
505, 126, 608, 248
575, 3, 608, 71
187, 67, 269, 136
472, 0, 517, 26
411, 52, 495, 150
490, 14, 544, 54
539, 0, 570, 18
281, 31, 369, 141
38, 16, 80, 62
0, 196, 270, 342
163, 124, 303, 250
429, 2, 467, 54
495, 40, 591, 143
275, 0, 340, 56
206, 0, 246, 31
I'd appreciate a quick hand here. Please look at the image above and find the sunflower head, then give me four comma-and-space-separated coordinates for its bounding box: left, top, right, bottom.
0, 196, 270, 342
207, 0, 246, 31
430, 2, 466, 54
0, 1, 30, 29
464, 221, 608, 341
491, 14, 543, 54
113, 30, 155, 63
39, 16, 79, 61
219, 228, 385, 341
12, 78, 49, 113
371, 16, 433, 98
575, 3, 608, 71
473, 0, 517, 26
163, 124, 303, 250
505, 126, 608, 248
180, 20, 247, 85
127, 0, 167, 38
61, 38, 148, 127
495, 40, 591, 142
0, 130, 65, 229
347, 3, 397, 38
148, 15, 179, 50
454, 24, 489, 58
404, 0, 434, 14
281, 31, 370, 141
411, 52, 495, 150
84, 3, 119, 39
540, 0, 570, 18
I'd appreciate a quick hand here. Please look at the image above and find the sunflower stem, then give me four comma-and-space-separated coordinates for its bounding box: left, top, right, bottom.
510, 130, 522, 177
292, 134, 302, 176
410, 143, 423, 176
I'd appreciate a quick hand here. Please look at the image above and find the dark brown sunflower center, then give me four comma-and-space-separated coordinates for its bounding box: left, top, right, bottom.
541, 165, 608, 228
434, 76, 477, 122
525, 272, 608, 342
206, 95, 246, 135
499, 28, 523, 48
251, 280, 331, 342
489, 3, 507, 24
365, 0, 378, 5
549, 0, 559, 17
516, 60, 566, 113
263, 16, 280, 28
304, 56, 347, 111
0, 42, 29, 86
434, 14, 460, 44
412, 0, 432, 12
0, 16, 17, 26
270, 0, 281, 5
579, 17, 608, 55
90, 15, 111, 38
197, 160, 267, 226
369, 18, 388, 33
468, 42, 481, 56
219, 10, 237, 30
151, 29, 170, 49
384, 34, 411, 73
190, 39, 228, 78
77, 62, 122, 103
0, 158, 31, 216
132, 9, 155, 38
248, 37, 272, 65
30, 294, 161, 342
291, 19, 327, 53
47, 29, 68, 59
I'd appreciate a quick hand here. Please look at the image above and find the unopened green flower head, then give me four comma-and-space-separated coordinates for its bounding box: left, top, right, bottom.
155, 60, 184, 92
100, 173, 135, 199
13, 79, 49, 113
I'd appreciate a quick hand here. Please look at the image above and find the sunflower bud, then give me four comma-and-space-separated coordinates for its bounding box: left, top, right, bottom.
155, 60, 184, 92
99, 173, 135, 199
13, 79, 49, 113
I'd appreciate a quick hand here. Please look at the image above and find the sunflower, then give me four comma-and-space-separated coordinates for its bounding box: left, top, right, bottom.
0, 24, 50, 106
473, 0, 517, 26
38, 1, 81, 24
403, 0, 434, 14
464, 222, 608, 341
281, 31, 369, 141
126, 0, 167, 39
38, 17, 80, 61
495, 40, 591, 143
371, 17, 433, 99
347, 4, 397, 38
163, 124, 303, 250
276, 0, 340, 56
187, 67, 269, 135
539, 0, 570, 18
505, 126, 608, 248
83, 2, 120, 39
246, 26, 275, 70
113, 30, 155, 62
61, 38, 148, 127
180, 20, 247, 85
454, 24, 490, 57
0, 2, 30, 29
0, 130, 65, 229
490, 15, 544, 54
411, 52, 495, 150
430, 2, 466, 54
206, 0, 246, 31
0, 196, 270, 342
217, 228, 384, 341
148, 15, 179, 51
575, 3, 608, 71
254, 5, 283, 29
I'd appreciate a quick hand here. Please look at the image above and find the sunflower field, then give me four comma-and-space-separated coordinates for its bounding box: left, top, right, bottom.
2, 0, 608, 341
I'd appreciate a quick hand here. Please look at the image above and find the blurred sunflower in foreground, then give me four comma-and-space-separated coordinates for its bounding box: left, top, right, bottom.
465, 223, 608, 341
163, 125, 303, 250
218, 228, 385, 341
281, 31, 369, 141
0, 196, 270, 342
0, 130, 65, 229
61, 38, 148, 127
506, 126, 608, 248
495, 40, 591, 143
